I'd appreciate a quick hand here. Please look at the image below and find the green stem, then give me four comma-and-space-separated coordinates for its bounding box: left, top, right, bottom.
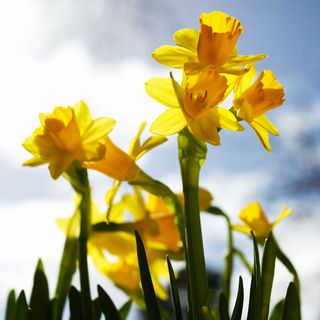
207, 206, 234, 311
178, 130, 209, 319
65, 163, 93, 320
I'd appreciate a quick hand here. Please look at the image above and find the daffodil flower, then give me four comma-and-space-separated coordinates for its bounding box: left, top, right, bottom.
146, 71, 244, 145
57, 190, 181, 300
233, 65, 285, 151
152, 11, 266, 75
232, 202, 292, 240
23, 101, 115, 179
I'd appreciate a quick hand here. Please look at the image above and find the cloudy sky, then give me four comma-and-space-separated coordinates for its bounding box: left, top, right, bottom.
1, 0, 320, 318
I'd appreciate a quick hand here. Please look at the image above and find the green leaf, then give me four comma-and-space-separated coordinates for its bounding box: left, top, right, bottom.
282, 282, 301, 320
260, 233, 276, 320
219, 292, 230, 320
92, 297, 102, 320
269, 300, 284, 320
52, 212, 79, 320
231, 277, 244, 320
68, 286, 84, 320
15, 291, 32, 320
97, 285, 121, 320
119, 300, 132, 320
247, 232, 261, 320
135, 231, 162, 320
166, 256, 183, 320
5, 290, 16, 320
30, 259, 50, 320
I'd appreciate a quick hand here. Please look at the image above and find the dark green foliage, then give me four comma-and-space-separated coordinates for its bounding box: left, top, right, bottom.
5, 290, 16, 320
269, 300, 285, 320
15, 291, 32, 320
231, 277, 243, 320
97, 285, 121, 320
282, 282, 301, 320
119, 300, 132, 320
135, 230, 162, 320
68, 286, 84, 320
30, 259, 50, 320
219, 292, 230, 320
166, 256, 182, 320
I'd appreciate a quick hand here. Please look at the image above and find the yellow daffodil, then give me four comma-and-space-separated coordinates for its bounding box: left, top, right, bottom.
57, 191, 181, 300
232, 202, 292, 240
152, 11, 266, 75
233, 65, 285, 151
146, 71, 244, 145
23, 101, 115, 179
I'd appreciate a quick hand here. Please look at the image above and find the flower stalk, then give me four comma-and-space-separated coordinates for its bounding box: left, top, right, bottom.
65, 163, 93, 320
178, 129, 209, 319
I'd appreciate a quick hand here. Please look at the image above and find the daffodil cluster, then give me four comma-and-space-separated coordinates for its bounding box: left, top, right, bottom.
146, 11, 285, 151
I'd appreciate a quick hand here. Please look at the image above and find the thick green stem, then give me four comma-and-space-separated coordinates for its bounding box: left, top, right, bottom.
178, 130, 209, 319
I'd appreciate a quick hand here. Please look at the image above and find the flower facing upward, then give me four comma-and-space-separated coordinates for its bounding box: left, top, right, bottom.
233, 65, 285, 151
23, 101, 115, 179
146, 71, 243, 145
232, 202, 292, 240
152, 11, 266, 75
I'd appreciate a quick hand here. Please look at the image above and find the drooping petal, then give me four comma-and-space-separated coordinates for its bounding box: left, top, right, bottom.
173, 28, 199, 53
152, 45, 197, 68
145, 78, 180, 108
48, 155, 74, 180
150, 108, 186, 136
234, 64, 257, 98
23, 157, 47, 167
250, 120, 272, 152
230, 223, 251, 235
254, 114, 279, 136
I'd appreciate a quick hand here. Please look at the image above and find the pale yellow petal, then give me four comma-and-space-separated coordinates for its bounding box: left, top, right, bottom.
152, 45, 197, 68
272, 206, 293, 228
23, 157, 47, 167
231, 223, 251, 235
136, 136, 167, 161
73, 100, 92, 134
145, 78, 180, 108
151, 109, 186, 136
82, 117, 116, 144
173, 28, 199, 53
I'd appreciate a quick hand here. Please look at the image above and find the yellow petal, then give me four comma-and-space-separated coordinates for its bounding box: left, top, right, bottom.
152, 45, 197, 68
231, 223, 251, 235
250, 120, 272, 152
224, 54, 267, 68
73, 100, 93, 135
145, 78, 180, 108
187, 110, 221, 145
272, 206, 293, 228
23, 157, 47, 167
234, 64, 256, 98
136, 136, 167, 160
82, 117, 116, 145
151, 108, 186, 136
254, 115, 279, 136
48, 155, 73, 179
173, 28, 199, 53
217, 107, 244, 131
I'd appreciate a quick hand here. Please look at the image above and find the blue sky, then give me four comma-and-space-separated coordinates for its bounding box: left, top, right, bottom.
1, 0, 320, 318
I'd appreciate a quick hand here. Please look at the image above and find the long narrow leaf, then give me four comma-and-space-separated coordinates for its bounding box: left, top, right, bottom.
247, 232, 261, 320
97, 285, 121, 320
68, 286, 84, 320
282, 282, 301, 320
269, 300, 284, 320
166, 256, 182, 320
231, 276, 244, 320
5, 290, 16, 320
219, 292, 230, 320
30, 259, 50, 320
260, 233, 276, 320
92, 297, 102, 320
15, 291, 32, 320
119, 300, 132, 320
135, 230, 162, 320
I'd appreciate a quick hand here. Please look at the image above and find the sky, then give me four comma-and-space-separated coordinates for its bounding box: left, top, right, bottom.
1, 0, 320, 318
